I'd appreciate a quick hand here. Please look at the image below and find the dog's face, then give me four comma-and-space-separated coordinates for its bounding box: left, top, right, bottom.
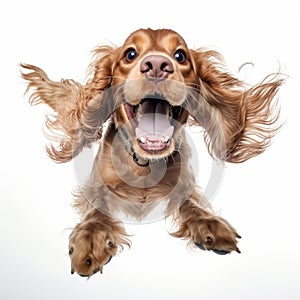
109, 29, 198, 160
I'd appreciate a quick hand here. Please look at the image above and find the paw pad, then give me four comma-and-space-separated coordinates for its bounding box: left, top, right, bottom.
195, 242, 240, 255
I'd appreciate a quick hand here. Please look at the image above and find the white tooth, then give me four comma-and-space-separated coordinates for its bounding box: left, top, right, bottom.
164, 136, 170, 143
140, 136, 146, 143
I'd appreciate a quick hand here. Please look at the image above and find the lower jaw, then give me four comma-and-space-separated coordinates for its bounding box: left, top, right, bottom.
133, 139, 175, 160
138, 140, 170, 152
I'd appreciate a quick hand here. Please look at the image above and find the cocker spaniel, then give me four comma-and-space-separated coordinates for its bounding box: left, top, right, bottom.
21, 28, 283, 277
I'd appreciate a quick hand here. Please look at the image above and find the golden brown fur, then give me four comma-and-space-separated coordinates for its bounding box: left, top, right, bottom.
21, 28, 283, 277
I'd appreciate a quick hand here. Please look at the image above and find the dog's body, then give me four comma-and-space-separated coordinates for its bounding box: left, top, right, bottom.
22, 28, 283, 277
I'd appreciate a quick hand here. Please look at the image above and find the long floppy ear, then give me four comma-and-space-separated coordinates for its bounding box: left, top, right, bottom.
21, 45, 116, 163
189, 49, 284, 163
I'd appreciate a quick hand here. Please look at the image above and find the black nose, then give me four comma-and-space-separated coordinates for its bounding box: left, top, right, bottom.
140, 55, 174, 81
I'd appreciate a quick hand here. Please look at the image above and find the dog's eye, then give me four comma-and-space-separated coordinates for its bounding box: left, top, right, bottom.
124, 48, 138, 62
174, 50, 187, 64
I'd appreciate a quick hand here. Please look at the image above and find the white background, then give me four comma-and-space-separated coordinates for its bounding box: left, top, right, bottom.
1, 0, 299, 299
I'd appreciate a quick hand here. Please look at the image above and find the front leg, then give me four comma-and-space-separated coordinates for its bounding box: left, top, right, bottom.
171, 191, 241, 254
69, 209, 130, 277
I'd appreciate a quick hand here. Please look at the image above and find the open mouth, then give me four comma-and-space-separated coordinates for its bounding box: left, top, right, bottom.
124, 95, 183, 153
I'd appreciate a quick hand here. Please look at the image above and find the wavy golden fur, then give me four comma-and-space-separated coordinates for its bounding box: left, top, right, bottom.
21, 28, 283, 277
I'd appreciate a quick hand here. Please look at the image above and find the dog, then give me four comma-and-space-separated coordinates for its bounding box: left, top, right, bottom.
21, 28, 283, 277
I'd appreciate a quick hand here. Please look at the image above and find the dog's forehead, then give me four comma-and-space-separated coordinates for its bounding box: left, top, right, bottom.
123, 29, 189, 52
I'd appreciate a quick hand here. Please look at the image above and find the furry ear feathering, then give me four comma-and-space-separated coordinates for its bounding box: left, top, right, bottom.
21, 45, 116, 162
21, 46, 283, 164
21, 28, 284, 277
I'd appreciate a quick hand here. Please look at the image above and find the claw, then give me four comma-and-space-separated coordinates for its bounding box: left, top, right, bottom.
195, 242, 206, 251
236, 233, 242, 239
105, 255, 113, 265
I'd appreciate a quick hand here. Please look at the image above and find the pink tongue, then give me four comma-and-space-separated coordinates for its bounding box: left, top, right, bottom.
135, 101, 174, 140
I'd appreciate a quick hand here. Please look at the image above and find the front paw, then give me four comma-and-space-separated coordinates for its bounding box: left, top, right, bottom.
194, 216, 241, 254
173, 216, 241, 255
69, 221, 130, 277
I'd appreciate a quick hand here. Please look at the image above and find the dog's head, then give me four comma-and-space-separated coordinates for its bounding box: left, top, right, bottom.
98, 29, 196, 160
